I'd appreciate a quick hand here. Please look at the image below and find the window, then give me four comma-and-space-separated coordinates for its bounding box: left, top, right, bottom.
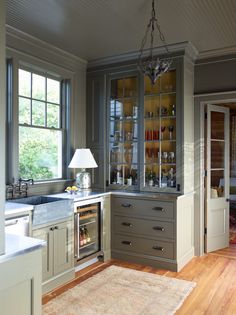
18, 68, 64, 181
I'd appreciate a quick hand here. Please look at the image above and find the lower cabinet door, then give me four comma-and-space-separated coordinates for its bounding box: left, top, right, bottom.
53, 221, 73, 276
33, 226, 54, 282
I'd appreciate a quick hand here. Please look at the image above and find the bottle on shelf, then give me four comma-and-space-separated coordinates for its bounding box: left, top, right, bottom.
168, 167, 176, 188
84, 227, 91, 243
79, 228, 84, 246
161, 170, 168, 187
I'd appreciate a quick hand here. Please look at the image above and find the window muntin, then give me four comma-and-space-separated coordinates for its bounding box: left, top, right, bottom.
18, 68, 63, 181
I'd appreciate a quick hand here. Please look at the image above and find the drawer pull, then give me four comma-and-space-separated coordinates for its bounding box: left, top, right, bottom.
153, 226, 165, 232
152, 245, 164, 251
121, 203, 132, 208
50, 227, 54, 231
122, 241, 132, 246
152, 206, 164, 212
122, 222, 133, 227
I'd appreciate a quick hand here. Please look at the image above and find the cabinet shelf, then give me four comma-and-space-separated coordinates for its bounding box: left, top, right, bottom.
144, 91, 176, 97
144, 140, 176, 143
80, 241, 95, 250
110, 116, 138, 121
79, 215, 97, 223
144, 115, 176, 120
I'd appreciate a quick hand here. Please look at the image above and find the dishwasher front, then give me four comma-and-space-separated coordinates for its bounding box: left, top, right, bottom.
5, 215, 30, 236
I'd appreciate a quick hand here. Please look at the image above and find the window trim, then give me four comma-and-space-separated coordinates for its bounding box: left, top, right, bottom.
6, 57, 72, 185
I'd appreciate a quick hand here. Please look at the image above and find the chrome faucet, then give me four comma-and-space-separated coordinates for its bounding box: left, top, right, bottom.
6, 178, 34, 200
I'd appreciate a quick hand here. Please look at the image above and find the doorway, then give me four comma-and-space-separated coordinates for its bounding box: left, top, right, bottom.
204, 102, 236, 253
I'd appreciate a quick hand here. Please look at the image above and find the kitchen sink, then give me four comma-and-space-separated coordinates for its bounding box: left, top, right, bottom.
10, 195, 65, 206
11, 195, 73, 226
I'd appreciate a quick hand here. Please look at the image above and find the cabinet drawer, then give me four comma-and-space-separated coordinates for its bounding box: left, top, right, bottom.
113, 197, 174, 219
114, 215, 174, 239
113, 234, 174, 259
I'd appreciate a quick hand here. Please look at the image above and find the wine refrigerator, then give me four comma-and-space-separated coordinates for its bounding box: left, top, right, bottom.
74, 198, 103, 266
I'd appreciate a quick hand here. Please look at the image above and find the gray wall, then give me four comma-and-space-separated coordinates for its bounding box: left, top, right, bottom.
194, 54, 236, 256
195, 55, 236, 94
0, 0, 6, 254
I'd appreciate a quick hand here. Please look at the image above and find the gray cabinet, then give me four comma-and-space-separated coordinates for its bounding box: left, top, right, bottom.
33, 219, 74, 293
87, 44, 195, 194
111, 194, 194, 271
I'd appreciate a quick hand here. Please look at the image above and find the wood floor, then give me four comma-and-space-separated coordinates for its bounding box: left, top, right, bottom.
43, 246, 236, 314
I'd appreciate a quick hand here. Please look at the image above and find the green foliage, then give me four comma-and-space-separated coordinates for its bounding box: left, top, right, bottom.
19, 127, 60, 181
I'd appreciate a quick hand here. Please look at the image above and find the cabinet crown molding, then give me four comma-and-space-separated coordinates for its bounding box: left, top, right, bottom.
87, 41, 198, 69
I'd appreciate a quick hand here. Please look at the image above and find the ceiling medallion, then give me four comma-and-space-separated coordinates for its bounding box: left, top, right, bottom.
138, 0, 172, 85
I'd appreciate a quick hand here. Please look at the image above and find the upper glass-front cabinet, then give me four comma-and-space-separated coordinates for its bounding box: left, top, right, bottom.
143, 70, 176, 190
109, 76, 139, 188
108, 70, 177, 191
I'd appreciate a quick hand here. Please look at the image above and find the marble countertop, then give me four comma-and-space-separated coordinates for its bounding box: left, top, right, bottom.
0, 233, 45, 264
48, 190, 181, 202
5, 202, 34, 219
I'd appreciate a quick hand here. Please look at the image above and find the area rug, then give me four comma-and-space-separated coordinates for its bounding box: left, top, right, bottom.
43, 265, 196, 315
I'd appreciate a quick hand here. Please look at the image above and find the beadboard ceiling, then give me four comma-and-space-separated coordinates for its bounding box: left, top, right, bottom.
6, 0, 236, 61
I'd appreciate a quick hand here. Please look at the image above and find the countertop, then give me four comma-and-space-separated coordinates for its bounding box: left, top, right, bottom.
47, 189, 182, 202
0, 233, 45, 264
5, 202, 34, 219
5, 190, 184, 216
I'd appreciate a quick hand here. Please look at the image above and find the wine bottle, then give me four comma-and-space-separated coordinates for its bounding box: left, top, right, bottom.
79, 228, 84, 246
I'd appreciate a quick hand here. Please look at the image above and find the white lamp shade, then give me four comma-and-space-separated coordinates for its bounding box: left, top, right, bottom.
68, 149, 98, 169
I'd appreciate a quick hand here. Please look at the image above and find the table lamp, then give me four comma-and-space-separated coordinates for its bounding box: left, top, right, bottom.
68, 148, 98, 189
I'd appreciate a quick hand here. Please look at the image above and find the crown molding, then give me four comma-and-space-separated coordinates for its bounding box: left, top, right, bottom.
87, 41, 198, 69
198, 45, 236, 61
6, 25, 87, 71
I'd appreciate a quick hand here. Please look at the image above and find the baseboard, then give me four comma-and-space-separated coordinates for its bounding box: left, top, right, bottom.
42, 268, 75, 294
177, 247, 195, 271
111, 250, 178, 272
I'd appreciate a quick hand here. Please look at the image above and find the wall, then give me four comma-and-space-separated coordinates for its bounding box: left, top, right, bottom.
5, 26, 87, 193
0, 0, 6, 254
194, 54, 236, 256
195, 55, 236, 95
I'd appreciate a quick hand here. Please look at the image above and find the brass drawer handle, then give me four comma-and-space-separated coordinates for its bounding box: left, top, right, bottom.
152, 206, 164, 211
152, 245, 164, 251
153, 226, 165, 231
122, 241, 132, 246
121, 203, 132, 208
122, 222, 133, 227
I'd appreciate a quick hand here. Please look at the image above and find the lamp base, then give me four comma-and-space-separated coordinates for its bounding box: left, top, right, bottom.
76, 169, 91, 189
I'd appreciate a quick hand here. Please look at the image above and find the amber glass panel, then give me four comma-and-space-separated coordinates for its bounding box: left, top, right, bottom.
144, 95, 160, 118
211, 141, 224, 168
160, 70, 176, 93
124, 77, 137, 97
145, 142, 159, 164
211, 170, 225, 198
123, 99, 137, 118
211, 112, 224, 140
144, 76, 160, 95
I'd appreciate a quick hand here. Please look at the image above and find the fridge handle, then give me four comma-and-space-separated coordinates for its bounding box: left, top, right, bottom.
74, 213, 79, 258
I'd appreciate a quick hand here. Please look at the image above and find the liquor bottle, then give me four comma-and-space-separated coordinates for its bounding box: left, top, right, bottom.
82, 227, 87, 245
84, 227, 91, 243
79, 228, 84, 246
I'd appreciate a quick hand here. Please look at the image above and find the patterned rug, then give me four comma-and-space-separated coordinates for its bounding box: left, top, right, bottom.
43, 265, 196, 315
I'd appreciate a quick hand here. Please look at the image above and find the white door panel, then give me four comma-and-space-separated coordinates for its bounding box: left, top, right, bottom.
205, 104, 229, 253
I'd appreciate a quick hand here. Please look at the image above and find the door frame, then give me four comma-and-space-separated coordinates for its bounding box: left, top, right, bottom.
194, 92, 236, 256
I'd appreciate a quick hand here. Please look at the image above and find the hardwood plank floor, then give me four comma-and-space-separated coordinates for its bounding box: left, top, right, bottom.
43, 248, 236, 314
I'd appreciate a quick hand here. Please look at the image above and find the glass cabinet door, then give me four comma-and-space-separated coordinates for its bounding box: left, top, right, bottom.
143, 70, 176, 190
109, 76, 138, 188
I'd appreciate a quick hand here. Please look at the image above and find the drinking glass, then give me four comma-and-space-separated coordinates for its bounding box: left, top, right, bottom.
168, 125, 174, 140
161, 126, 166, 140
